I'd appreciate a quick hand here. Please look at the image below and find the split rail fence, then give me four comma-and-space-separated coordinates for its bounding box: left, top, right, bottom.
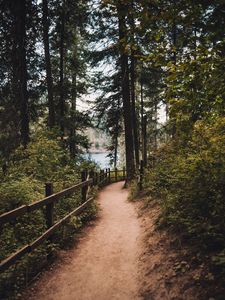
0, 167, 127, 274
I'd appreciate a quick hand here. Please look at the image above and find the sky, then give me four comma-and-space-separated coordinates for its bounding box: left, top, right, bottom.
77, 61, 167, 125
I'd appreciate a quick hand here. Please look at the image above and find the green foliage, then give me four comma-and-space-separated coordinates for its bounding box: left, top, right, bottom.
144, 117, 225, 253
0, 178, 43, 214
0, 130, 97, 299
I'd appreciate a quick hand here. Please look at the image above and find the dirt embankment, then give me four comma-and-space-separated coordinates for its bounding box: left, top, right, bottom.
138, 198, 216, 300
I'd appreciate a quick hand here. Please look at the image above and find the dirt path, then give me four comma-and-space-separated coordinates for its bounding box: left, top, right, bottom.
26, 182, 141, 300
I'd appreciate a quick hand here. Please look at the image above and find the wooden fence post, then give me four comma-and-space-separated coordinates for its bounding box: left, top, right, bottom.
105, 169, 107, 184
123, 167, 125, 180
45, 183, 54, 228
102, 169, 104, 184
99, 169, 101, 185
89, 169, 94, 187
108, 168, 111, 184
139, 160, 144, 191
45, 182, 54, 260
115, 167, 118, 182
81, 170, 87, 202
96, 171, 99, 186
103, 169, 105, 184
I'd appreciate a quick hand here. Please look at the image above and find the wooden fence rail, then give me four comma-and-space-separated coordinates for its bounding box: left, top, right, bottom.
0, 168, 127, 273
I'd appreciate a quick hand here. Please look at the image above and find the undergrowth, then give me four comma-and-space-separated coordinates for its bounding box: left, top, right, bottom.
0, 130, 97, 299
139, 117, 225, 295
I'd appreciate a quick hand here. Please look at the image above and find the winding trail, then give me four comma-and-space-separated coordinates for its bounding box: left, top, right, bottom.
28, 181, 141, 300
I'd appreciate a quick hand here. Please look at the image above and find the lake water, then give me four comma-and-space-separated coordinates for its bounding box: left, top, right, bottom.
84, 152, 111, 169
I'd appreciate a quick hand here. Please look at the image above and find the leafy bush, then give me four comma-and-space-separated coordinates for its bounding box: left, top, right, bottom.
144, 117, 225, 250
0, 130, 97, 299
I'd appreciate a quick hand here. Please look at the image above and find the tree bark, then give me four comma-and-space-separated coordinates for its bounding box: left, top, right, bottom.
12, 0, 29, 147
130, 55, 139, 168
172, 19, 177, 65
42, 0, 55, 128
59, 1, 65, 137
69, 73, 77, 157
143, 115, 147, 167
140, 73, 144, 162
114, 133, 118, 169
171, 15, 177, 137
154, 100, 157, 151
117, 1, 135, 181
69, 25, 79, 157
129, 0, 139, 168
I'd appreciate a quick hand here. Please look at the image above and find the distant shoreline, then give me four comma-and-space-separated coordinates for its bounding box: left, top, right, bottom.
87, 150, 109, 154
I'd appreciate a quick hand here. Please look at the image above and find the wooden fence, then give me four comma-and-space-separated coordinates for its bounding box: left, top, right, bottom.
0, 168, 127, 274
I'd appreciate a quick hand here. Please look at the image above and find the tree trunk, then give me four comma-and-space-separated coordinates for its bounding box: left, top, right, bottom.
171, 16, 177, 137
172, 19, 177, 65
140, 74, 145, 162
42, 0, 55, 128
143, 115, 147, 167
117, 2, 135, 181
59, 1, 65, 137
69, 73, 77, 157
114, 133, 118, 169
12, 0, 29, 147
113, 98, 121, 168
69, 26, 78, 157
130, 55, 139, 168
129, 0, 139, 168
154, 100, 157, 151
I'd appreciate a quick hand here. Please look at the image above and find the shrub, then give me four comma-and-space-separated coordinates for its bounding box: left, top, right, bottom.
0, 130, 97, 299
144, 117, 225, 250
